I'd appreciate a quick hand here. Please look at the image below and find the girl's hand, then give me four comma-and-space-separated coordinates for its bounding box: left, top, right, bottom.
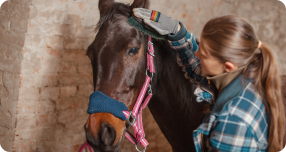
133, 8, 180, 35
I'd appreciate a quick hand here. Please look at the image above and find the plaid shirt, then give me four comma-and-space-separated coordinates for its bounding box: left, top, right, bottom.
168, 30, 213, 103
168, 26, 268, 151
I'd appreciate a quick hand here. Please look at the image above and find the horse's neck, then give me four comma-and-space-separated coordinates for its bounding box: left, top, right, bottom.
147, 40, 205, 152
152, 40, 197, 105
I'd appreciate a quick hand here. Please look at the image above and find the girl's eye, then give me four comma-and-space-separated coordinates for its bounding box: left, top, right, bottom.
128, 48, 139, 55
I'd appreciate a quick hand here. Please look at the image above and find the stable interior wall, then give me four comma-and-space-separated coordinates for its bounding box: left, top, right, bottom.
0, 0, 29, 151
0, 0, 285, 152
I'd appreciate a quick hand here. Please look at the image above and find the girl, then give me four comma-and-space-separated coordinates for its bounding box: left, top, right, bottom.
133, 8, 285, 151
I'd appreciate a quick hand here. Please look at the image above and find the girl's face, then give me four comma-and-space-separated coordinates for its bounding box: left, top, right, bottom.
195, 38, 225, 76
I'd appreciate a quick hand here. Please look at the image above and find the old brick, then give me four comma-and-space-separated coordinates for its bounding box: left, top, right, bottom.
60, 86, 77, 97
64, 38, 84, 50
57, 109, 75, 124
0, 25, 25, 46
83, 38, 94, 50
40, 87, 59, 101
10, 16, 28, 33
13, 140, 36, 152
0, 15, 10, 30
16, 114, 37, 129
3, 72, 20, 100
0, 58, 22, 74
45, 48, 62, 59
24, 34, 46, 48
76, 27, 96, 39
21, 59, 41, 75
17, 100, 39, 114
59, 61, 77, 73
23, 47, 39, 63
15, 127, 54, 140
0, 71, 3, 85
58, 73, 92, 85
38, 99, 56, 113
56, 96, 87, 110
77, 84, 93, 97
65, 115, 88, 130
39, 59, 61, 75
78, 62, 92, 74
11, 0, 30, 4
6, 44, 23, 61
0, 126, 11, 142
17, 99, 55, 114
0, 112, 13, 128
36, 113, 57, 127
0, 97, 17, 114
63, 50, 89, 62
39, 75, 58, 87
35, 140, 53, 152
0, 85, 9, 99
0, 1, 9, 13
19, 88, 39, 100
46, 35, 64, 50
8, 2, 30, 19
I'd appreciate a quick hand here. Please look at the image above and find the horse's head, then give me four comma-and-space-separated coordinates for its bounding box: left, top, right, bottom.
84, 0, 150, 151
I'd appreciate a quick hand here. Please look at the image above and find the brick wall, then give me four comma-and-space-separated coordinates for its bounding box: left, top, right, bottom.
0, 0, 285, 152
0, 0, 28, 151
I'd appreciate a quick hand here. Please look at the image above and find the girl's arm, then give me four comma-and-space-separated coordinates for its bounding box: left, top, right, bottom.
168, 23, 206, 84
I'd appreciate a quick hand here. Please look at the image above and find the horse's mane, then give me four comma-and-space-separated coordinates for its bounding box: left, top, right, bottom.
95, 3, 132, 32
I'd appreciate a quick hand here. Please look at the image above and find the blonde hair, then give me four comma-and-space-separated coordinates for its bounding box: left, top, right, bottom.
201, 15, 285, 151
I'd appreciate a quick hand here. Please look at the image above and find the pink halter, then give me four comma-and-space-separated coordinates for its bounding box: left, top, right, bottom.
123, 35, 155, 152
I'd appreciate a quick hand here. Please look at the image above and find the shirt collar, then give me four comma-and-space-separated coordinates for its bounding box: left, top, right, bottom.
206, 66, 246, 94
210, 73, 252, 116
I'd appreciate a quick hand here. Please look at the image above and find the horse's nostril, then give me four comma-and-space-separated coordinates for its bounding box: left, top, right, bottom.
100, 123, 116, 146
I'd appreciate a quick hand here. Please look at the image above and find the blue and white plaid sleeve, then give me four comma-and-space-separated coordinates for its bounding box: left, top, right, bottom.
209, 115, 262, 152
168, 30, 205, 84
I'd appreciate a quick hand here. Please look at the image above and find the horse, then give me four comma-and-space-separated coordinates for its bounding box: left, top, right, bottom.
84, 0, 286, 151
84, 0, 207, 151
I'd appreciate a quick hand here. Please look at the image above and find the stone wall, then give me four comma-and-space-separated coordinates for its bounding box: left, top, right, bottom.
0, 0, 28, 151
0, 0, 285, 152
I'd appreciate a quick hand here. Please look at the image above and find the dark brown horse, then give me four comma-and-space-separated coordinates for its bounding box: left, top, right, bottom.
84, 0, 286, 151
84, 0, 207, 151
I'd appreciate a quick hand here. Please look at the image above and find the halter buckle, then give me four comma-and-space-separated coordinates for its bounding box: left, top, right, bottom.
148, 84, 152, 94
148, 41, 155, 57
127, 112, 136, 126
135, 135, 147, 152
145, 69, 154, 79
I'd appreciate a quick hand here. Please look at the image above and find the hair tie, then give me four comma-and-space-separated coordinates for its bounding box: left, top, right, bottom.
257, 41, 262, 49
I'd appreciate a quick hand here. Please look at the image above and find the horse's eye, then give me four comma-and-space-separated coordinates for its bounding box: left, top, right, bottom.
128, 48, 139, 55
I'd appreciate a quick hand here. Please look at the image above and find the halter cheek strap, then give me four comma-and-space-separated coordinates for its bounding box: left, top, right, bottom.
123, 35, 155, 152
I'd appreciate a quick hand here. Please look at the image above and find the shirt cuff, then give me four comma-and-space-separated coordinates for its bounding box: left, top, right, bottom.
167, 22, 187, 41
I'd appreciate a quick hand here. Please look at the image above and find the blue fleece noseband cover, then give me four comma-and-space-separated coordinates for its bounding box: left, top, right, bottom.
87, 91, 128, 120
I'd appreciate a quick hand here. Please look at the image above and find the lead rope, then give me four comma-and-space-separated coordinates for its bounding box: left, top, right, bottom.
123, 35, 155, 152
78, 141, 93, 152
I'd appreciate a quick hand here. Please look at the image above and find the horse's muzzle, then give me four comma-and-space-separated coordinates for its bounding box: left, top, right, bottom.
84, 124, 123, 152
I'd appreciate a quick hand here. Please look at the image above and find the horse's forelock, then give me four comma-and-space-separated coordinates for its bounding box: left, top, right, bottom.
95, 3, 132, 33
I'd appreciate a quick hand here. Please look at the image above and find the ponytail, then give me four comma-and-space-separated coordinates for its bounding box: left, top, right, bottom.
244, 42, 285, 151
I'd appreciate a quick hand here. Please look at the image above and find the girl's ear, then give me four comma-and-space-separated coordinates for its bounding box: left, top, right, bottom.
131, 0, 150, 9
224, 62, 238, 73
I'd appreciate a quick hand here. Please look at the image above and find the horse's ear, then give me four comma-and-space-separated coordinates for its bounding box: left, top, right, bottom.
98, 0, 114, 15
131, 0, 150, 9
